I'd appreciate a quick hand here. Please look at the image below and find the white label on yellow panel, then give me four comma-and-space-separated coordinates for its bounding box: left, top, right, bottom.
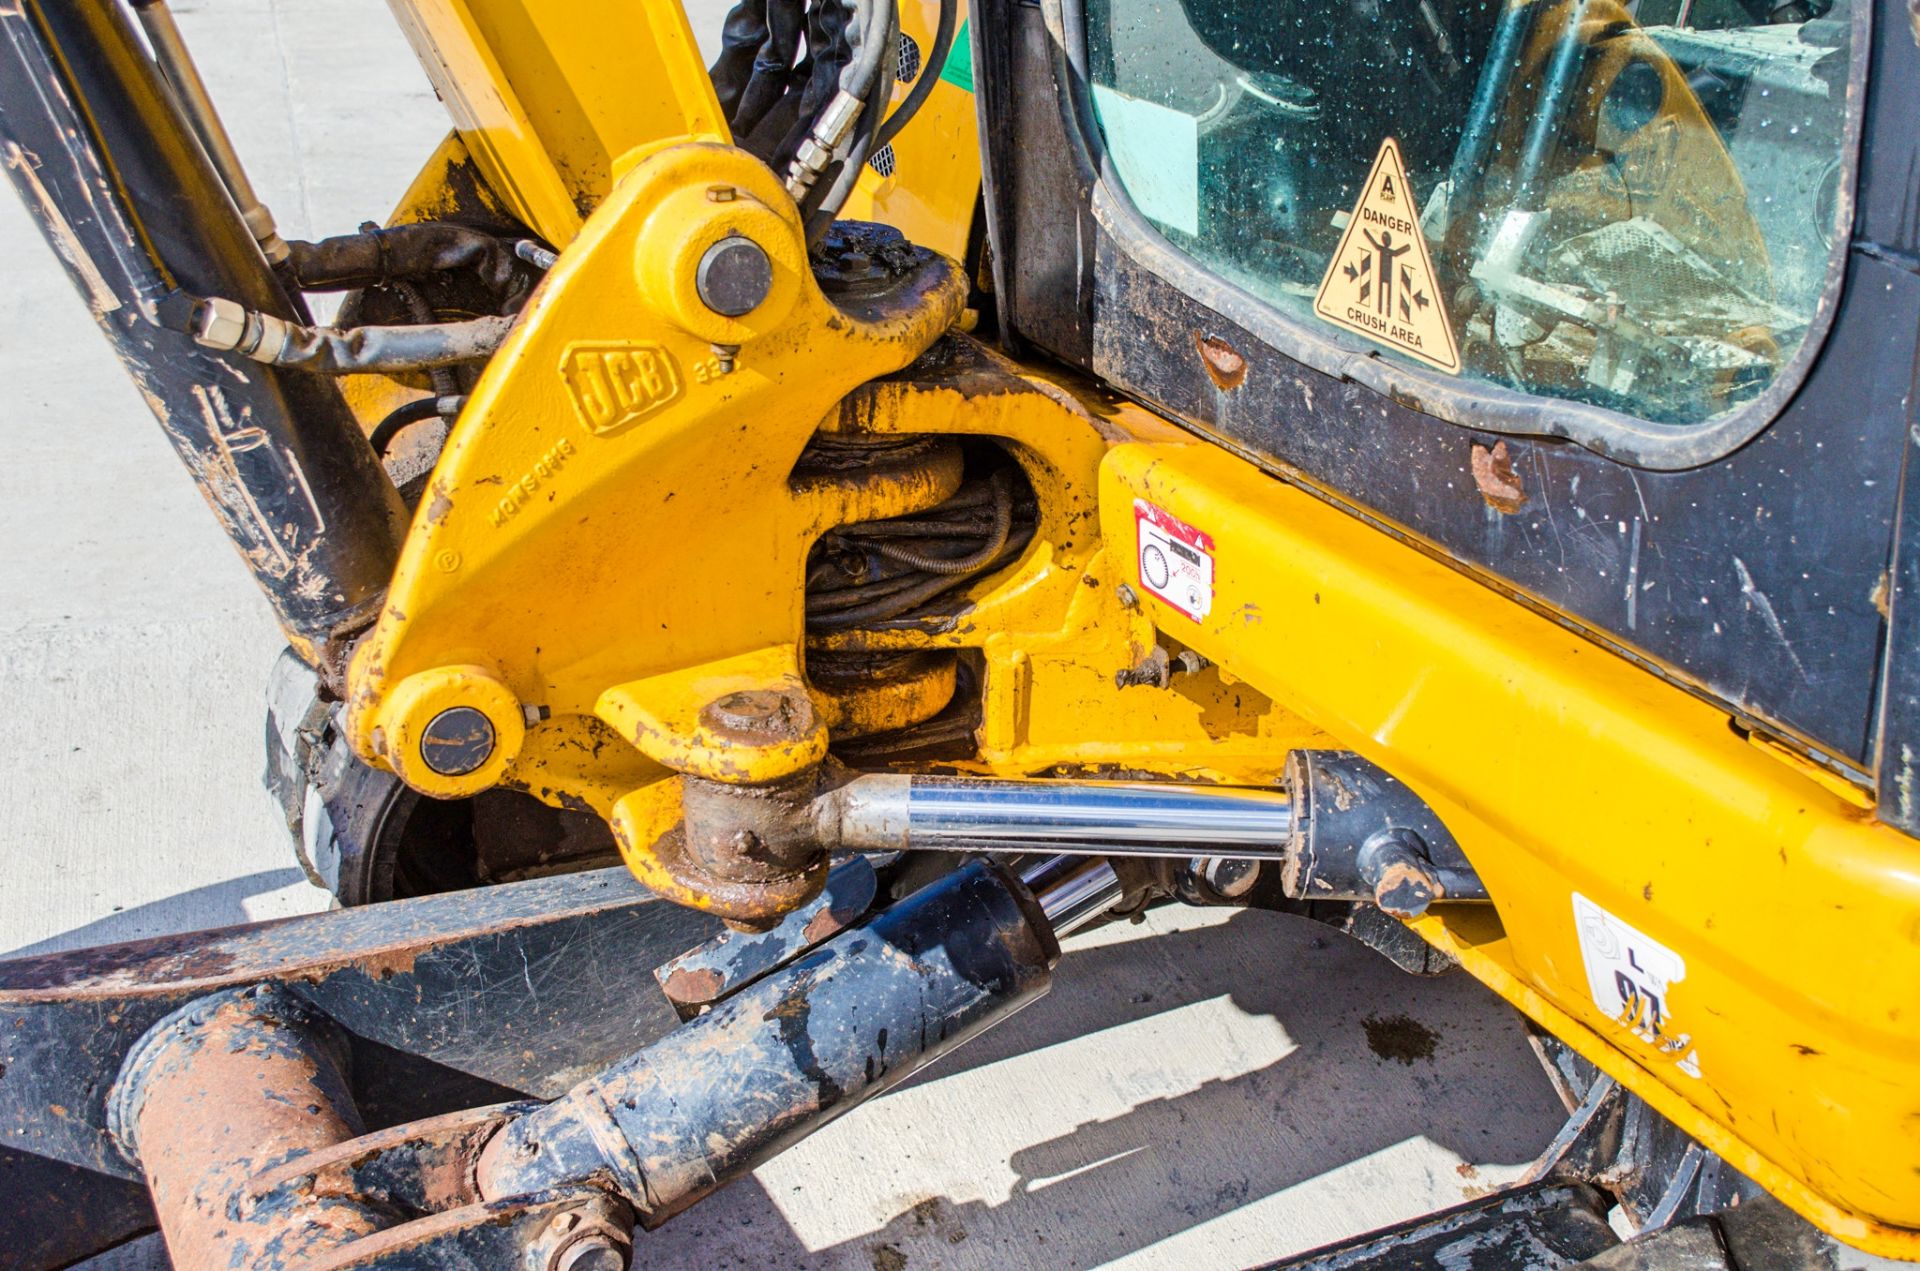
1572, 893, 1701, 1078
1135, 499, 1213, 623
1312, 137, 1461, 374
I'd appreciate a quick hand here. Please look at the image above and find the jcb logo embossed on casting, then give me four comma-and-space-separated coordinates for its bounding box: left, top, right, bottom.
561, 342, 681, 436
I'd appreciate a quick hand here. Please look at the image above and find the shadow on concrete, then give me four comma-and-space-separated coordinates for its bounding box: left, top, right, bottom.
0, 868, 311, 960
642, 905, 1567, 1270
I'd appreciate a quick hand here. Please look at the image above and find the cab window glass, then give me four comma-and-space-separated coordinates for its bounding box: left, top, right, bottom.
1085, 0, 1854, 425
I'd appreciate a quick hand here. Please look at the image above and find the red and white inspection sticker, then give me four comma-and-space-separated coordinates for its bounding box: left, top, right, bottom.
1134, 499, 1214, 622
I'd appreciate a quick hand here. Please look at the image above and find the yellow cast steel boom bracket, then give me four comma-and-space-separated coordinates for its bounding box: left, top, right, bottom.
809, 353, 1340, 779
345, 138, 966, 921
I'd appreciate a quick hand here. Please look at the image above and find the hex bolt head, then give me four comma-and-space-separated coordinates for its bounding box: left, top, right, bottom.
695, 234, 773, 317
419, 705, 496, 776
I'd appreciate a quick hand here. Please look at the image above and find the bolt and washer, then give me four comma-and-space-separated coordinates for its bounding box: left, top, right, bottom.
531, 1210, 631, 1271
555, 1236, 627, 1271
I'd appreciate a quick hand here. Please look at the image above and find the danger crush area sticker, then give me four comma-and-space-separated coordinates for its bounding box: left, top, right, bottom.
1134, 499, 1214, 622
1313, 136, 1461, 374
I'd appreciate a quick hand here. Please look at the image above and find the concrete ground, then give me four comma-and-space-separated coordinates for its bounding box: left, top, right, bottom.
0, 2, 1569, 1265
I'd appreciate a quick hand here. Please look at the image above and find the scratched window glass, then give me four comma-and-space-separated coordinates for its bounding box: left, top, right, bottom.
1085, 0, 1853, 425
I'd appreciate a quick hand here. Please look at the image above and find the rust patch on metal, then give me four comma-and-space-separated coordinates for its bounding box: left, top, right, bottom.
660, 966, 726, 1008
346, 946, 423, 982
1470, 440, 1527, 514
122, 986, 383, 1269
803, 905, 849, 945
700, 689, 816, 744
1193, 333, 1246, 391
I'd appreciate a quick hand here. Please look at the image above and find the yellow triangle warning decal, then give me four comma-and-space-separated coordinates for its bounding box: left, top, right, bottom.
1313, 137, 1460, 374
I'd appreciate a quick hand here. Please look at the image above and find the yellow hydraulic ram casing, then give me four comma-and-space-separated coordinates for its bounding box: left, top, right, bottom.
384, 0, 728, 246
1100, 440, 1920, 1258
383, 0, 981, 263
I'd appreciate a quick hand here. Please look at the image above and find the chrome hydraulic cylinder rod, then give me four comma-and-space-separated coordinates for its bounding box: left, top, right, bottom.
1019, 855, 1126, 936
130, 0, 289, 264
824, 773, 1295, 858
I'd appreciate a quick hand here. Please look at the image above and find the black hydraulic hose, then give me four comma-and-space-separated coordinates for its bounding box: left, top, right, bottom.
840, 0, 895, 119
390, 278, 461, 400
807, 526, 1034, 631
872, 0, 955, 151
369, 395, 464, 457
806, 127, 875, 238
806, 18, 895, 240
179, 290, 516, 374
807, 570, 933, 614
795, 0, 894, 219
864, 469, 1012, 574
284, 223, 515, 293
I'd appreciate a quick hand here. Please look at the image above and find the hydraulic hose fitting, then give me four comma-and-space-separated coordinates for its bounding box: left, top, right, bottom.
185, 294, 516, 373
783, 89, 865, 203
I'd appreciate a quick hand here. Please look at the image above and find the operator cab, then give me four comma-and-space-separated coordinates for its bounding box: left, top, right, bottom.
976, 0, 1917, 818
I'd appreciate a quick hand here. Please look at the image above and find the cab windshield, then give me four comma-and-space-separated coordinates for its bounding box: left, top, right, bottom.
1086, 0, 1854, 425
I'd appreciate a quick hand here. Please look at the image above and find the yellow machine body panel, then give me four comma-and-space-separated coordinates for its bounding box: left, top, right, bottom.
1097, 440, 1920, 1256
